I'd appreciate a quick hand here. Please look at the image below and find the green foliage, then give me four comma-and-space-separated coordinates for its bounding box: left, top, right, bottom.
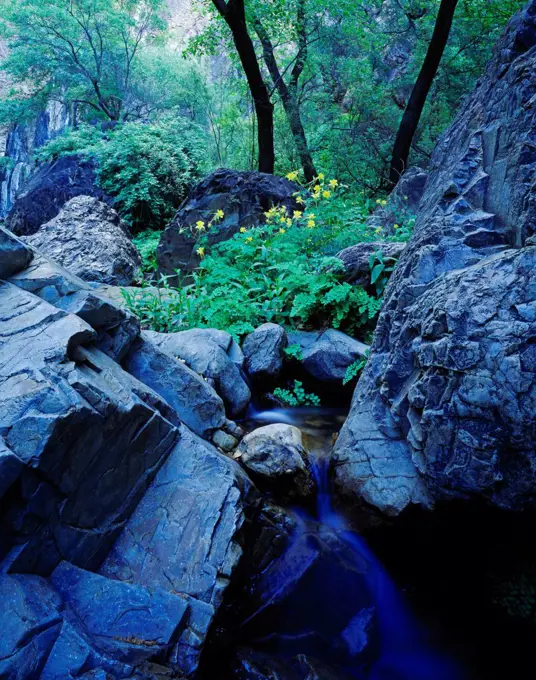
284, 344, 304, 361
133, 230, 160, 275
0, 0, 166, 123
342, 355, 368, 386
369, 251, 398, 297
124, 179, 387, 338
273, 381, 321, 407
39, 118, 208, 230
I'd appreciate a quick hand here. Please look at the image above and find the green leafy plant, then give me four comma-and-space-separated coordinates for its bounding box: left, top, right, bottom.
39, 118, 208, 231
369, 250, 398, 297
133, 230, 160, 276
284, 343, 303, 361
342, 354, 369, 386
273, 380, 321, 407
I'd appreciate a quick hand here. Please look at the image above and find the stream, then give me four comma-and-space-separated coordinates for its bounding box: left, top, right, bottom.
226, 407, 465, 680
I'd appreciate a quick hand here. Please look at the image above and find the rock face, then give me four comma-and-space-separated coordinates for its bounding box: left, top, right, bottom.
236, 424, 314, 500
157, 168, 300, 282
146, 328, 251, 418
336, 241, 406, 287
6, 155, 108, 236
24, 196, 140, 285
332, 2, 536, 516
0, 226, 258, 678
243, 323, 288, 385
366, 166, 427, 234
288, 329, 369, 384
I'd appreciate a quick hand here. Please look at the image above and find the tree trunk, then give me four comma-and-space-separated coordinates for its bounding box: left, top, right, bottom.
254, 9, 318, 182
212, 0, 275, 173
389, 0, 459, 186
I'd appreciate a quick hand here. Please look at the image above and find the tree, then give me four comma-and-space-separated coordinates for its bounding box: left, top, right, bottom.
253, 0, 318, 182
211, 0, 275, 174
389, 0, 460, 185
0, 0, 165, 123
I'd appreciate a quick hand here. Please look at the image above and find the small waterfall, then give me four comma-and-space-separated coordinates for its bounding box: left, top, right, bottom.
241, 407, 464, 680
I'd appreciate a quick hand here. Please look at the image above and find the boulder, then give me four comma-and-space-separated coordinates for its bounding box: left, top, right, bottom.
6, 155, 109, 237
145, 328, 250, 418
336, 241, 406, 287
123, 334, 228, 440
157, 168, 300, 283
243, 323, 288, 385
367, 166, 427, 234
288, 329, 369, 384
333, 1, 536, 516
235, 424, 314, 499
24, 196, 140, 286
100, 426, 258, 677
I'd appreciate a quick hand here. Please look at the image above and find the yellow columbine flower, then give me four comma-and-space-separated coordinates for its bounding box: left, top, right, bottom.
279, 228, 286, 234
240, 227, 247, 233
196, 247, 205, 257
293, 210, 303, 219
393, 224, 399, 230
308, 213, 316, 220
195, 220, 205, 231
296, 195, 305, 205
215, 209, 225, 220
316, 173, 325, 180
286, 171, 299, 181
307, 219, 315, 228
375, 227, 382, 235
376, 199, 382, 204
280, 217, 287, 224
323, 190, 331, 199
245, 236, 253, 243
329, 179, 338, 188
286, 218, 292, 226
381, 200, 388, 206
313, 185, 321, 194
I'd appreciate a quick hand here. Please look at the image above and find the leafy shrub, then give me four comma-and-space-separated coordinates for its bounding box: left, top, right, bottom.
133, 230, 161, 276
284, 344, 304, 361
273, 381, 321, 407
342, 355, 369, 386
39, 117, 208, 231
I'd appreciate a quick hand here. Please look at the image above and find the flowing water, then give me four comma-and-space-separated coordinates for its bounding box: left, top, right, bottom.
237, 406, 464, 680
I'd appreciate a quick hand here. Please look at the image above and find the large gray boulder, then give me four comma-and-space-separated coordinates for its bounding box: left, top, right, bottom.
145, 328, 250, 418
243, 323, 288, 385
157, 168, 300, 283
235, 424, 314, 500
332, 2, 536, 516
288, 329, 369, 384
24, 196, 140, 286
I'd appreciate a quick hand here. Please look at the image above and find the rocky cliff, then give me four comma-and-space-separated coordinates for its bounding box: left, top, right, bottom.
332, 0, 536, 516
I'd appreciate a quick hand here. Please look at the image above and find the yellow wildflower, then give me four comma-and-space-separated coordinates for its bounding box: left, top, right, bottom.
245, 236, 253, 243
316, 173, 325, 180
329, 179, 338, 188
393, 224, 399, 230
279, 228, 286, 234
308, 213, 316, 220
195, 220, 205, 231
280, 217, 287, 224
313, 185, 321, 194
376, 199, 382, 205
293, 210, 303, 219
375, 227, 382, 235
381, 200, 388, 206
286, 171, 299, 181
307, 219, 316, 229
323, 190, 331, 199
240, 227, 247, 233
286, 218, 292, 226
296, 195, 305, 205
215, 209, 225, 220
196, 247, 205, 257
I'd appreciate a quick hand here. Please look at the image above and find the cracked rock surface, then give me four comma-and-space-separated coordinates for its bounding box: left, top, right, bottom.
332, 1, 536, 516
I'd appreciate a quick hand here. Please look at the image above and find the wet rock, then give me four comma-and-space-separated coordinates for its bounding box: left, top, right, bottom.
333, 1, 536, 516
0, 224, 33, 278
157, 168, 300, 283
213, 429, 239, 452
145, 328, 250, 418
243, 323, 288, 385
123, 335, 227, 440
288, 329, 369, 384
6, 155, 109, 236
100, 425, 258, 677
235, 424, 314, 500
336, 241, 406, 287
24, 196, 140, 286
